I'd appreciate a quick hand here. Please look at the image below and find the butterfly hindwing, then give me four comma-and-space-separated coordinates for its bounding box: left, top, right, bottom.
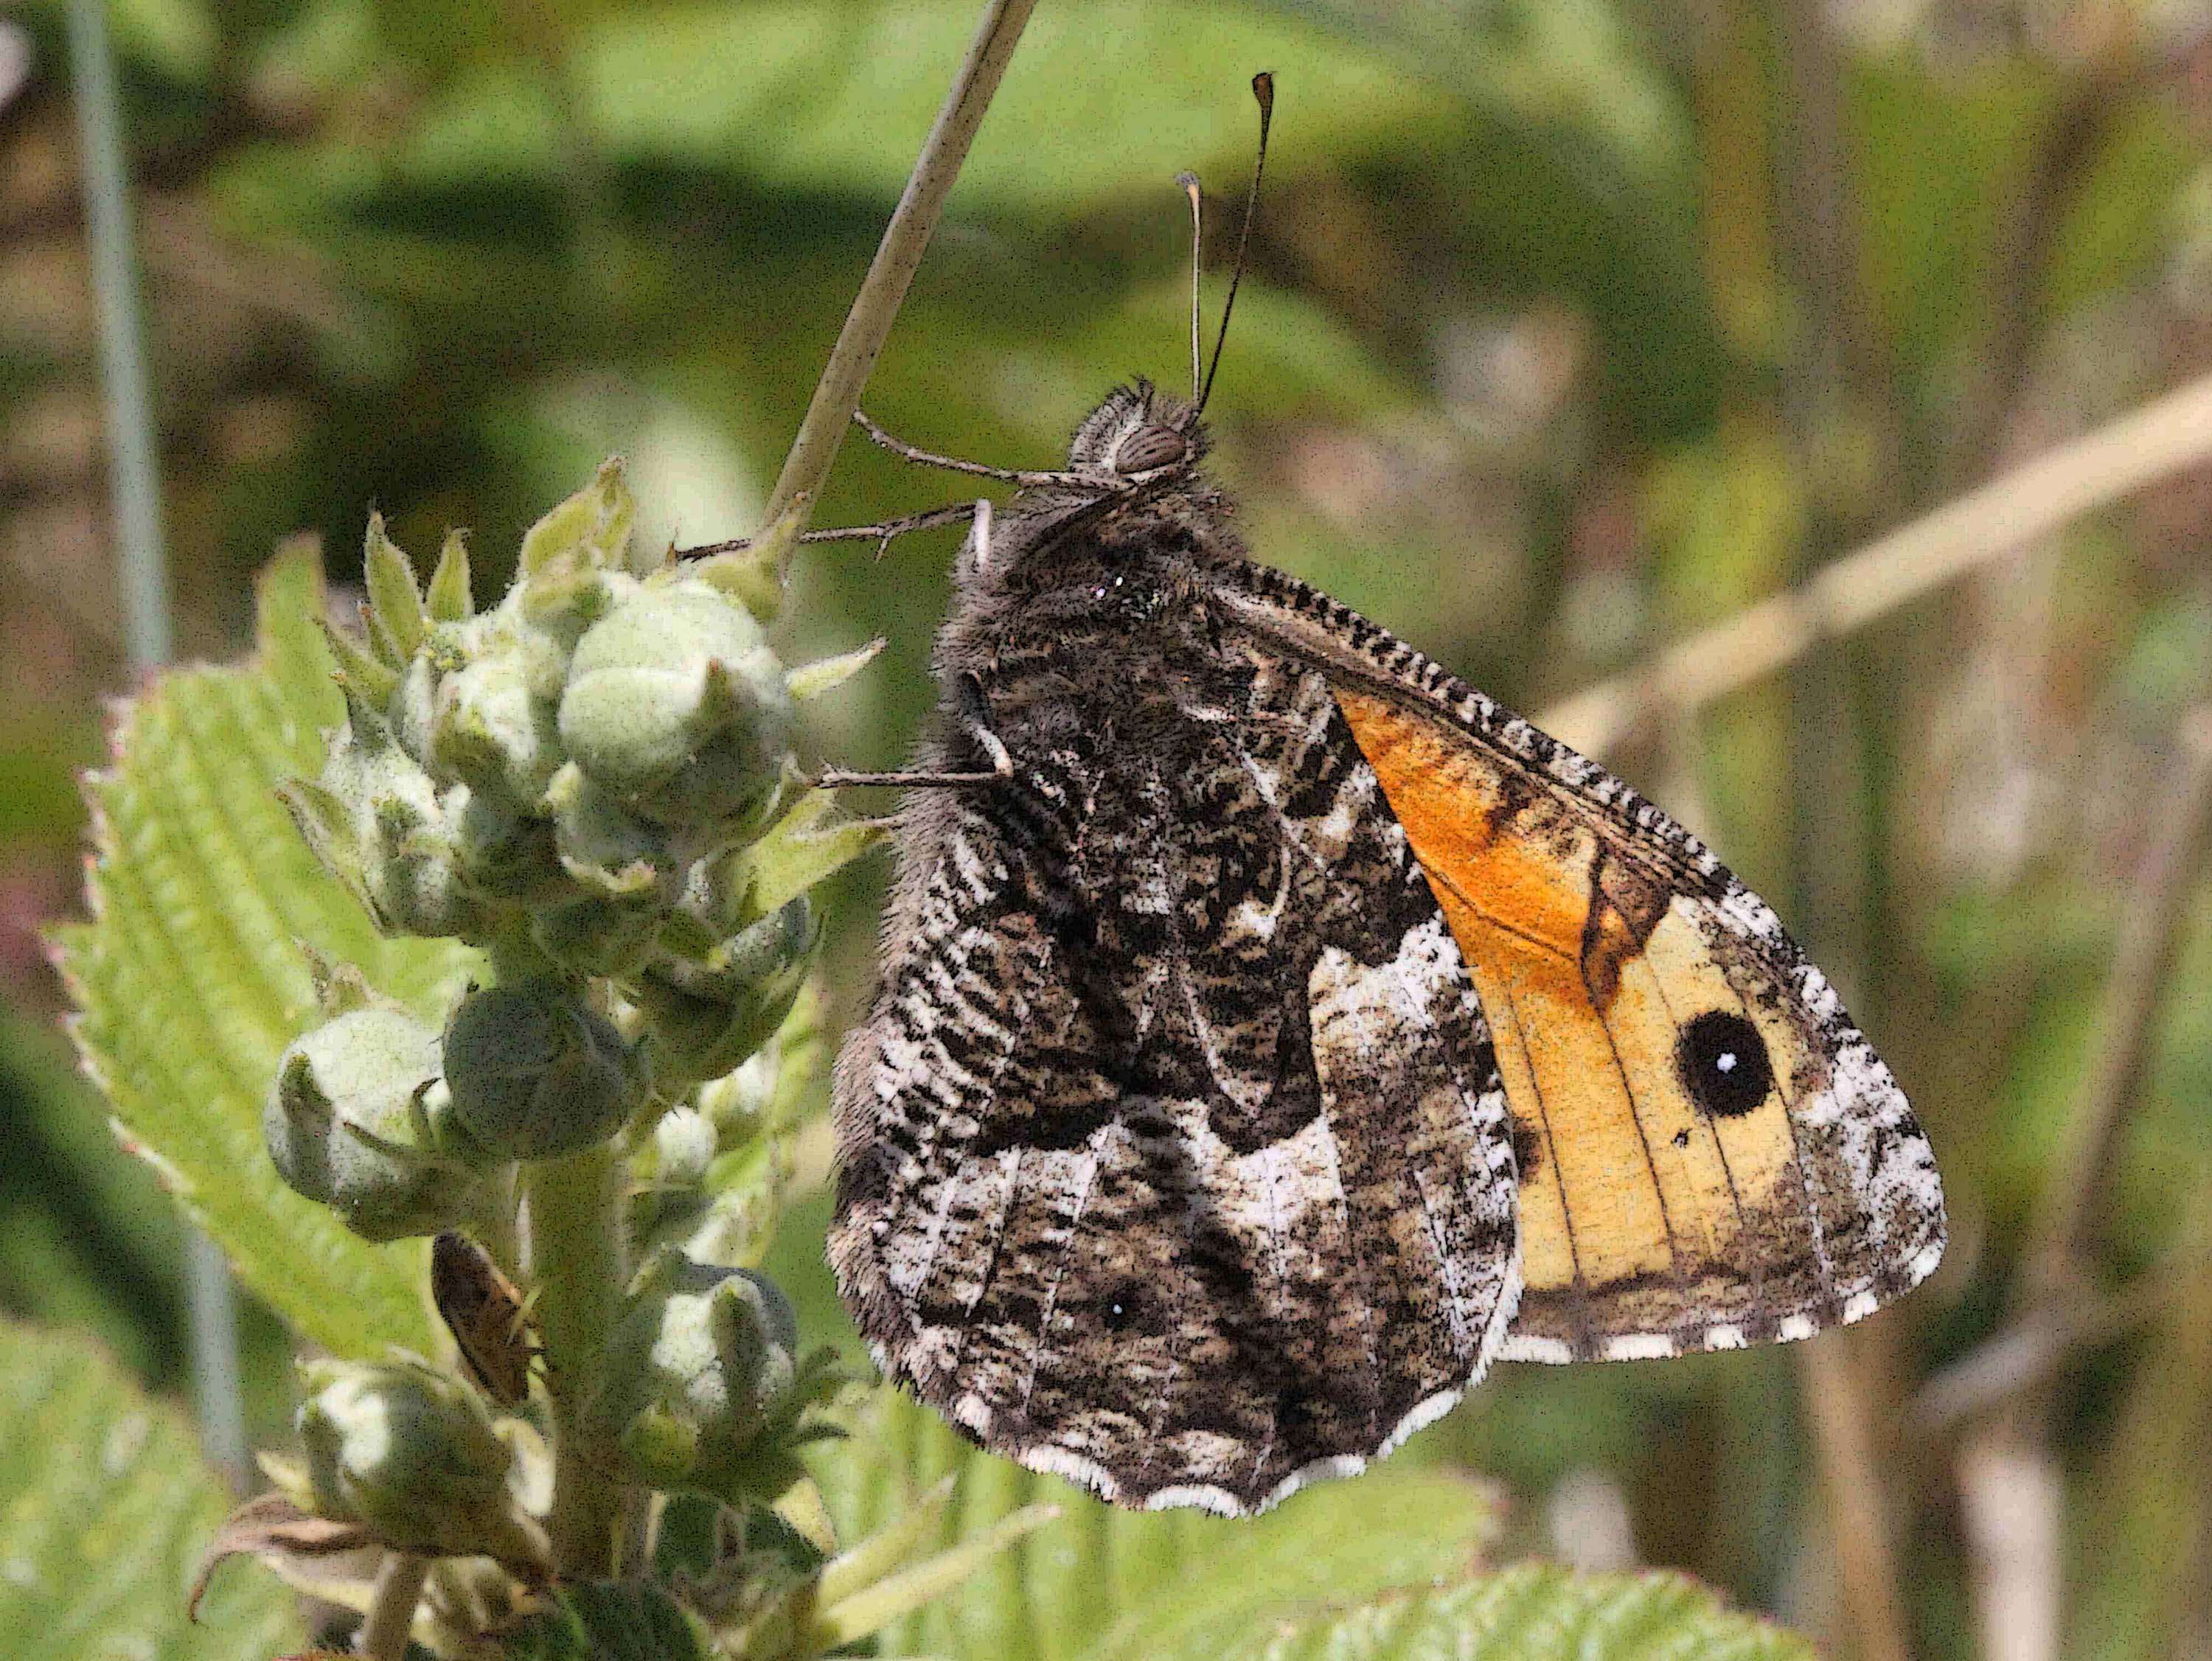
830, 632, 1520, 1514
1214, 564, 1947, 1363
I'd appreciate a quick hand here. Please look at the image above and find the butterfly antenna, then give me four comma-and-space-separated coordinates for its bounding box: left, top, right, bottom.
1178, 170, 1204, 405
1195, 70, 1273, 417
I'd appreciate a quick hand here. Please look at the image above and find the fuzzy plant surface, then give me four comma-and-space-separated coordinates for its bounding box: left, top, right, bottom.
54, 464, 1817, 1659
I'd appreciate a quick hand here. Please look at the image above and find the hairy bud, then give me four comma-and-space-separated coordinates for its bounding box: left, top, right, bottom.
557, 581, 793, 832
297, 1356, 549, 1569
262, 1009, 487, 1241
583, 1249, 813, 1502
442, 980, 643, 1161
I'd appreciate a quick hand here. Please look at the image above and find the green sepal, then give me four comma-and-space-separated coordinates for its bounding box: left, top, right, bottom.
363, 512, 428, 664
276, 777, 371, 910
520, 457, 636, 578
785, 636, 885, 701
689, 491, 807, 621
709, 788, 884, 931
315, 616, 400, 706
426, 528, 474, 621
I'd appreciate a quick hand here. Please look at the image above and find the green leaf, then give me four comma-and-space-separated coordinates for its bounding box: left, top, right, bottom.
53, 546, 479, 1360
0, 1319, 301, 1660
813, 1389, 1500, 1661
1214, 1563, 1814, 1661
491, 1581, 712, 1661
811, 1500, 1060, 1651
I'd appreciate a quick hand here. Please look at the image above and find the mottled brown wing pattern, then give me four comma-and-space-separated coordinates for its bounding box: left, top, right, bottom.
1212, 564, 1947, 1363
830, 638, 1520, 1514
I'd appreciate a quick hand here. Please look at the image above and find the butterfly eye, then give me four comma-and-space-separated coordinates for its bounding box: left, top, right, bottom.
1113, 423, 1189, 474
1674, 1010, 1773, 1118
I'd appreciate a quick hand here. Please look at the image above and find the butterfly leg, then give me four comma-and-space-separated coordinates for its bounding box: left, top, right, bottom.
814, 673, 1015, 792
851, 409, 1094, 488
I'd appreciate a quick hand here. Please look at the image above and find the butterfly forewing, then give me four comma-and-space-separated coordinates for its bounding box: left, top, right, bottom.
1214, 565, 1947, 1362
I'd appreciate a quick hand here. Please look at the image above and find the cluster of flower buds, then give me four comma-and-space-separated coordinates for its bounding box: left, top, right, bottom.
249, 465, 866, 1599
585, 1247, 839, 1504
266, 464, 878, 1233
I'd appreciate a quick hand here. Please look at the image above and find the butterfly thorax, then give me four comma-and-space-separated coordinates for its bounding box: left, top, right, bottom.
926, 383, 1245, 767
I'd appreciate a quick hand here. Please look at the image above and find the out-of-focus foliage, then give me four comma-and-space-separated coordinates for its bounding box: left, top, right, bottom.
0, 1318, 302, 1659
813, 1385, 1500, 1661
8, 0, 2212, 1654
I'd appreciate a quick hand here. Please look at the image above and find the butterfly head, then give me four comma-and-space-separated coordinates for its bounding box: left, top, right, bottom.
1068, 378, 1211, 481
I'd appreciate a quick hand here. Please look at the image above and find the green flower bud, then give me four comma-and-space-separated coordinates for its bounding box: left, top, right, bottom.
546, 762, 667, 891
448, 784, 566, 902
314, 681, 487, 939
298, 1356, 549, 1569
364, 789, 484, 940
443, 981, 642, 1160
527, 892, 664, 980
432, 652, 563, 807
263, 1009, 487, 1242
629, 898, 815, 1086
557, 581, 793, 832
584, 1250, 801, 1501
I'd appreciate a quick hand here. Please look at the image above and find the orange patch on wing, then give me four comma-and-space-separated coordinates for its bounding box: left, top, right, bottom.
1338, 691, 1672, 1297
1337, 691, 1809, 1339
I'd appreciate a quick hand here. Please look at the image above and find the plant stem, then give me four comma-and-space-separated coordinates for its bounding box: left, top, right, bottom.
524, 1144, 625, 1578
1541, 367, 2212, 758
66, 0, 249, 1494
356, 1552, 429, 1661
758, 0, 1037, 549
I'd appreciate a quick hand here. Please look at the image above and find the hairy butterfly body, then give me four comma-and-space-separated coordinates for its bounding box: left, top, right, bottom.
826, 380, 1945, 1515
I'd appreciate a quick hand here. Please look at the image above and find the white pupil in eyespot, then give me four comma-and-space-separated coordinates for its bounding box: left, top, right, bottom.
1716, 1053, 1737, 1073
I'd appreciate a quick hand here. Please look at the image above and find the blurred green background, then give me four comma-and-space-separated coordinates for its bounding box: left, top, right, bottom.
6, 1, 2212, 1656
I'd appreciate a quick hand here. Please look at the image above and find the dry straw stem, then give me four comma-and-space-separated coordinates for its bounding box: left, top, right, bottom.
2025, 703, 2212, 1295
759, 0, 1037, 548
1957, 705, 2212, 1661
1540, 369, 2212, 756
1796, 1337, 1913, 1661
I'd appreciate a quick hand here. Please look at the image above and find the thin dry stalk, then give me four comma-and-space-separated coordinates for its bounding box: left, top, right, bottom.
2026, 707, 2212, 1293
1540, 372, 2212, 757
759, 0, 1037, 549
1797, 1335, 1913, 1661
1959, 705, 2212, 1661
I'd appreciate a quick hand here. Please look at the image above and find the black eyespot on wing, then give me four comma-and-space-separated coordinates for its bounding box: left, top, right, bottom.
1114, 423, 1189, 473
1674, 1009, 1772, 1118
1101, 1281, 1150, 1333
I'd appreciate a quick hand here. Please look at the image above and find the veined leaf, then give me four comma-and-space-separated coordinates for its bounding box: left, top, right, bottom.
0, 1319, 301, 1660
813, 1387, 1500, 1661
53, 545, 479, 1359
1214, 1562, 1814, 1661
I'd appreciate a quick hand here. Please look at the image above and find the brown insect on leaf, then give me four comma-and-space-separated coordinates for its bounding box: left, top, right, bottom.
431, 1231, 540, 1408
